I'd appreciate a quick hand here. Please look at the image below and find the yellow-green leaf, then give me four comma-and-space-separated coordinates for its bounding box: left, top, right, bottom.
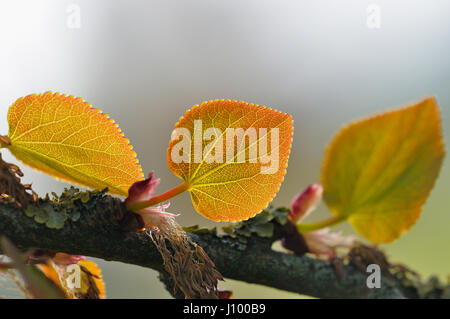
321, 97, 445, 243
167, 100, 293, 222
4, 92, 143, 196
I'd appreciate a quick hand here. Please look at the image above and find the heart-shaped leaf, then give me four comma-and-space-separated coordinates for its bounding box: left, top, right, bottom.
168, 100, 293, 221
321, 97, 445, 243
4, 92, 143, 196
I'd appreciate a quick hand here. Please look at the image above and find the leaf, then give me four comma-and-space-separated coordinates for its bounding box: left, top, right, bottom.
77, 259, 106, 299
1, 237, 65, 299
5, 92, 143, 196
168, 100, 293, 222
321, 97, 445, 243
39, 259, 106, 299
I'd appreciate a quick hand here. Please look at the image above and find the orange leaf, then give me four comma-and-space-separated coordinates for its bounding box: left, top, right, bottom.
1, 237, 65, 299
168, 100, 293, 222
39, 259, 106, 299
5, 92, 143, 196
321, 97, 445, 243
77, 260, 106, 299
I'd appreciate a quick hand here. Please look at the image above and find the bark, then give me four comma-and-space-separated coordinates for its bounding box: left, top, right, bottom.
0, 188, 446, 299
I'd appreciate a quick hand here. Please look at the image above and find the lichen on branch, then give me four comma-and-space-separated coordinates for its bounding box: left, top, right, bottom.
0, 154, 447, 299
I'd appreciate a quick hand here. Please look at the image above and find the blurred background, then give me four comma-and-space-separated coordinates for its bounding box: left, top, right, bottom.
0, 0, 449, 298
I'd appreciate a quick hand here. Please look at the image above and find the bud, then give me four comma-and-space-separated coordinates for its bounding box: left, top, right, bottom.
53, 253, 86, 266
125, 172, 160, 207
125, 173, 178, 230
289, 184, 323, 223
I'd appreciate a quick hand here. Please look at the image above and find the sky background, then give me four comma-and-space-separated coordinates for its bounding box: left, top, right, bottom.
0, 0, 449, 298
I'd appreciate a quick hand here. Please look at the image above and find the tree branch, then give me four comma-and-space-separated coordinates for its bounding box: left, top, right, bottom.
0, 188, 446, 299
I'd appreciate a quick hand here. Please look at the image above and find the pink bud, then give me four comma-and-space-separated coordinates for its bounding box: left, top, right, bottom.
53, 253, 86, 266
125, 172, 160, 207
125, 173, 179, 230
289, 184, 323, 223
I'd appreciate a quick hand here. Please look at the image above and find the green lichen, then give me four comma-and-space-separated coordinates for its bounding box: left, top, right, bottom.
24, 202, 64, 229
270, 207, 290, 225
24, 187, 108, 229
222, 207, 289, 238
182, 225, 217, 236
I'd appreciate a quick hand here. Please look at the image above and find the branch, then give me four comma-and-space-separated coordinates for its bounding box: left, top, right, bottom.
0, 187, 446, 299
